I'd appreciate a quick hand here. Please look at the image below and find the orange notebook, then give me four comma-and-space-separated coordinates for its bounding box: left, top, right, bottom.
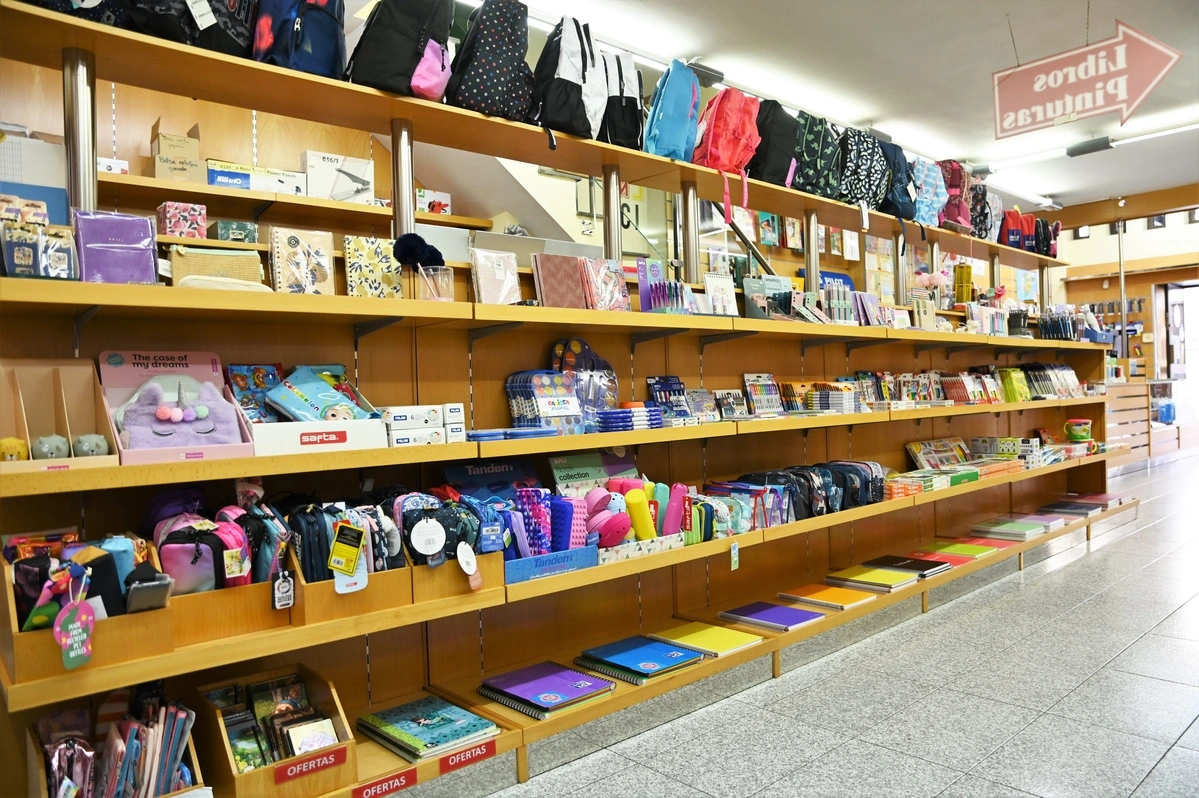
777, 584, 876, 611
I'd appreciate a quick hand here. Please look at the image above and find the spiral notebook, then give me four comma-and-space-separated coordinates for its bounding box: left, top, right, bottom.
478, 662, 614, 720
647, 622, 762, 657
717, 601, 825, 632
574, 635, 704, 684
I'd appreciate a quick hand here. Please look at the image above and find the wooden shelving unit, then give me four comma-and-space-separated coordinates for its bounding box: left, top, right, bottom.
0, 7, 1125, 795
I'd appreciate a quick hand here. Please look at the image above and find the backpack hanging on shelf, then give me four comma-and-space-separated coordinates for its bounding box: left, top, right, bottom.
20, 0, 129, 29
531, 16, 607, 140
1048, 220, 1062, 257
986, 191, 1004, 242
445, 0, 535, 122
877, 141, 915, 221
999, 209, 1023, 249
345, 0, 454, 100
692, 87, 761, 223
910, 157, 947, 228
254, 0, 347, 79
792, 111, 840, 198
745, 100, 798, 187
836, 127, 889, 209
126, 0, 257, 57
1020, 212, 1037, 251
597, 52, 643, 150
1034, 218, 1052, 255
969, 181, 992, 239
642, 59, 701, 162
937, 160, 973, 233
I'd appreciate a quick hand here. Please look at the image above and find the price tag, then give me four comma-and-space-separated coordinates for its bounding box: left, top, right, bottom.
272, 569, 295, 610
730, 541, 740, 571
457, 542, 482, 591
328, 522, 365, 577
186, 0, 217, 30
479, 523, 505, 553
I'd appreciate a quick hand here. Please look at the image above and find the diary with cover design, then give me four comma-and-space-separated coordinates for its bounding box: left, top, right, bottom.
580, 257, 631, 311
356, 696, 499, 760
271, 227, 334, 294
479, 662, 614, 719
532, 254, 589, 309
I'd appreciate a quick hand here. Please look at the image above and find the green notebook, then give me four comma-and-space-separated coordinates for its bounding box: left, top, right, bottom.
970, 520, 1042, 534
917, 541, 997, 559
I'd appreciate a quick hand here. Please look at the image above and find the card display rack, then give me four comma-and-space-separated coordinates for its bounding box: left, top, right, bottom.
1, 5, 1131, 795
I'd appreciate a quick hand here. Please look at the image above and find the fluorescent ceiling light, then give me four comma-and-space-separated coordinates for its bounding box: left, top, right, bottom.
988, 148, 1067, 172
629, 53, 669, 72
985, 176, 1053, 208
1112, 123, 1199, 147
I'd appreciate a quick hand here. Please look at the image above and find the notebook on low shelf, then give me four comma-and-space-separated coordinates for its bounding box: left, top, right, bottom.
777, 584, 876, 611
574, 636, 704, 685
531, 254, 589, 309
861, 554, 953, 579
899, 550, 975, 568
1064, 493, 1124, 509
478, 662, 614, 720
356, 695, 499, 762
968, 519, 1045, 541
717, 601, 825, 632
916, 540, 997, 560
647, 621, 763, 657
824, 565, 919, 593
993, 513, 1067, 532
947, 536, 1017, 549
1038, 501, 1101, 517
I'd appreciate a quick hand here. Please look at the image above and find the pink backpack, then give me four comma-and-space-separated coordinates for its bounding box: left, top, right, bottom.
214, 507, 253, 587
937, 160, 973, 232
692, 87, 762, 223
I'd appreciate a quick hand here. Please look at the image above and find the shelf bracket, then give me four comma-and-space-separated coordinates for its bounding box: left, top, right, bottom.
800, 337, 840, 356
1018, 348, 1043, 361
914, 343, 946, 356
845, 338, 891, 354
945, 343, 987, 356
353, 316, 405, 347
73, 305, 99, 356
469, 322, 524, 347
253, 200, 275, 221
631, 328, 685, 353
698, 330, 757, 353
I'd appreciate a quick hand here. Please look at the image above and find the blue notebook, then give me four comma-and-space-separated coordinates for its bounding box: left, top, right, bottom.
579, 635, 704, 681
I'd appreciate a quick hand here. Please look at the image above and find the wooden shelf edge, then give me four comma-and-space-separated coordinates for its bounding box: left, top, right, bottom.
477, 423, 737, 458
762, 497, 916, 543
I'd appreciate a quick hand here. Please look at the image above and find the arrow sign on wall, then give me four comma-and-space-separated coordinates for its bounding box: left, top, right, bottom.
993, 20, 1182, 139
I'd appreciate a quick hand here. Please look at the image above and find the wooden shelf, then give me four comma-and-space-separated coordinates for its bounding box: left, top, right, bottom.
477, 422, 737, 458
888, 400, 1057, 420
0, 440, 480, 499
0, 1, 1064, 271
731, 316, 888, 341
98, 172, 491, 231
506, 530, 764, 603
909, 451, 1119, 507
736, 412, 890, 434
156, 235, 266, 252
471, 303, 734, 335
761, 496, 916, 542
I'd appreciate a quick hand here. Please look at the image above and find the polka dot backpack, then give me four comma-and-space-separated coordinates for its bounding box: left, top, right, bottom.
444, 0, 535, 122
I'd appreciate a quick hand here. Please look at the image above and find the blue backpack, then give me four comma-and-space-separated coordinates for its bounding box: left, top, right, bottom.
253, 0, 346, 79
643, 60, 700, 161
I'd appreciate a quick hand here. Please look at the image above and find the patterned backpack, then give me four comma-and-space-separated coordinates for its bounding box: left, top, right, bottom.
937, 160, 973, 233
445, 0, 534, 122
836, 128, 889, 209
792, 111, 840, 198
253, 0, 346, 78
911, 157, 947, 227
970, 182, 992, 239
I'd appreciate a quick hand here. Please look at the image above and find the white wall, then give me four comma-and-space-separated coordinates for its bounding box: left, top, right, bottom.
1057, 211, 1199, 267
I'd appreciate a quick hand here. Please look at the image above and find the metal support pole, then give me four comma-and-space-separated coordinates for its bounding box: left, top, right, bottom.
680, 180, 700, 283
390, 118, 415, 238
929, 240, 941, 306
1039, 264, 1050, 314
1118, 220, 1128, 357
892, 231, 907, 305
989, 254, 1002, 295
603, 164, 622, 262
62, 48, 98, 213
804, 209, 820, 292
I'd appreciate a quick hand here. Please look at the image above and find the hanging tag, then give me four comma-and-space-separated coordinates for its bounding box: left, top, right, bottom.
53, 581, 95, 671
730, 541, 740, 571
56, 777, 80, 798
328, 521, 365, 577
457, 542, 482, 591
335, 549, 369, 594
224, 548, 251, 579
186, 0, 217, 30
682, 496, 693, 532
479, 524, 505, 553
859, 200, 869, 232
272, 569, 295, 610
411, 518, 447, 568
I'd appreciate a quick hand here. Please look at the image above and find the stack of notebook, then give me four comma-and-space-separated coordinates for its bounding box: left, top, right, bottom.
717, 601, 825, 632
777, 584, 877, 611
861, 554, 953, 579
915, 540, 997, 560
356, 695, 500, 762
1065, 493, 1124, 509
992, 512, 1067, 533
1038, 501, 1101, 517
899, 549, 975, 568
969, 517, 1046, 542
478, 662, 615, 720
950, 535, 1018, 549
574, 636, 704, 685
647, 622, 763, 657
824, 565, 918, 593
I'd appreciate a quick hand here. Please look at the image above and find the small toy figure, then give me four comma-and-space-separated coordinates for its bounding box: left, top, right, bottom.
72, 434, 110, 457
31, 434, 70, 460
0, 436, 29, 461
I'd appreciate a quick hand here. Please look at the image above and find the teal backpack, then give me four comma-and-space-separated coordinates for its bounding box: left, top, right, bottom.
643, 60, 701, 161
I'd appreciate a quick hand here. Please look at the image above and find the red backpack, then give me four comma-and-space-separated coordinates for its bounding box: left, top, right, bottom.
692, 87, 761, 222
937, 160, 972, 233
999, 209, 1023, 249
1020, 213, 1037, 252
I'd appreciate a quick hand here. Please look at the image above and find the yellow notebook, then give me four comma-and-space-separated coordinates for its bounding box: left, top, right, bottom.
778, 584, 877, 611
647, 622, 763, 657
917, 541, 996, 559
824, 565, 918, 591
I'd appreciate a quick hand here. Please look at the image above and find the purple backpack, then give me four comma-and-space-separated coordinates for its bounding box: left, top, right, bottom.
141, 487, 207, 540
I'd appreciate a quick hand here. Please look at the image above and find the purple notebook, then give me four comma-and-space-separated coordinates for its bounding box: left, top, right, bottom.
75, 211, 157, 284
718, 601, 824, 632
481, 662, 614, 710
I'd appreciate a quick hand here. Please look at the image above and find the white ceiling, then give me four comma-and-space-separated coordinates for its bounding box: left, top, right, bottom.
349, 0, 1199, 208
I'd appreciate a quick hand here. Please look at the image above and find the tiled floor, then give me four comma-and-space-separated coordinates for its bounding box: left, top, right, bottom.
475, 457, 1199, 798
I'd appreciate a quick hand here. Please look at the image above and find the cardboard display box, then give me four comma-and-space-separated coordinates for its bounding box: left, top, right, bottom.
302, 150, 373, 204
148, 118, 203, 183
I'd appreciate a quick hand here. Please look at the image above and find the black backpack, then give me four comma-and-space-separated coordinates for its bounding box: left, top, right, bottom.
346, 0, 453, 96
126, 0, 257, 56
1035, 218, 1052, 255
597, 52, 643, 149
970, 183, 993, 240
746, 100, 799, 186
531, 16, 606, 139
877, 141, 915, 220
837, 128, 890, 209
446, 0, 535, 122
792, 111, 840, 198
